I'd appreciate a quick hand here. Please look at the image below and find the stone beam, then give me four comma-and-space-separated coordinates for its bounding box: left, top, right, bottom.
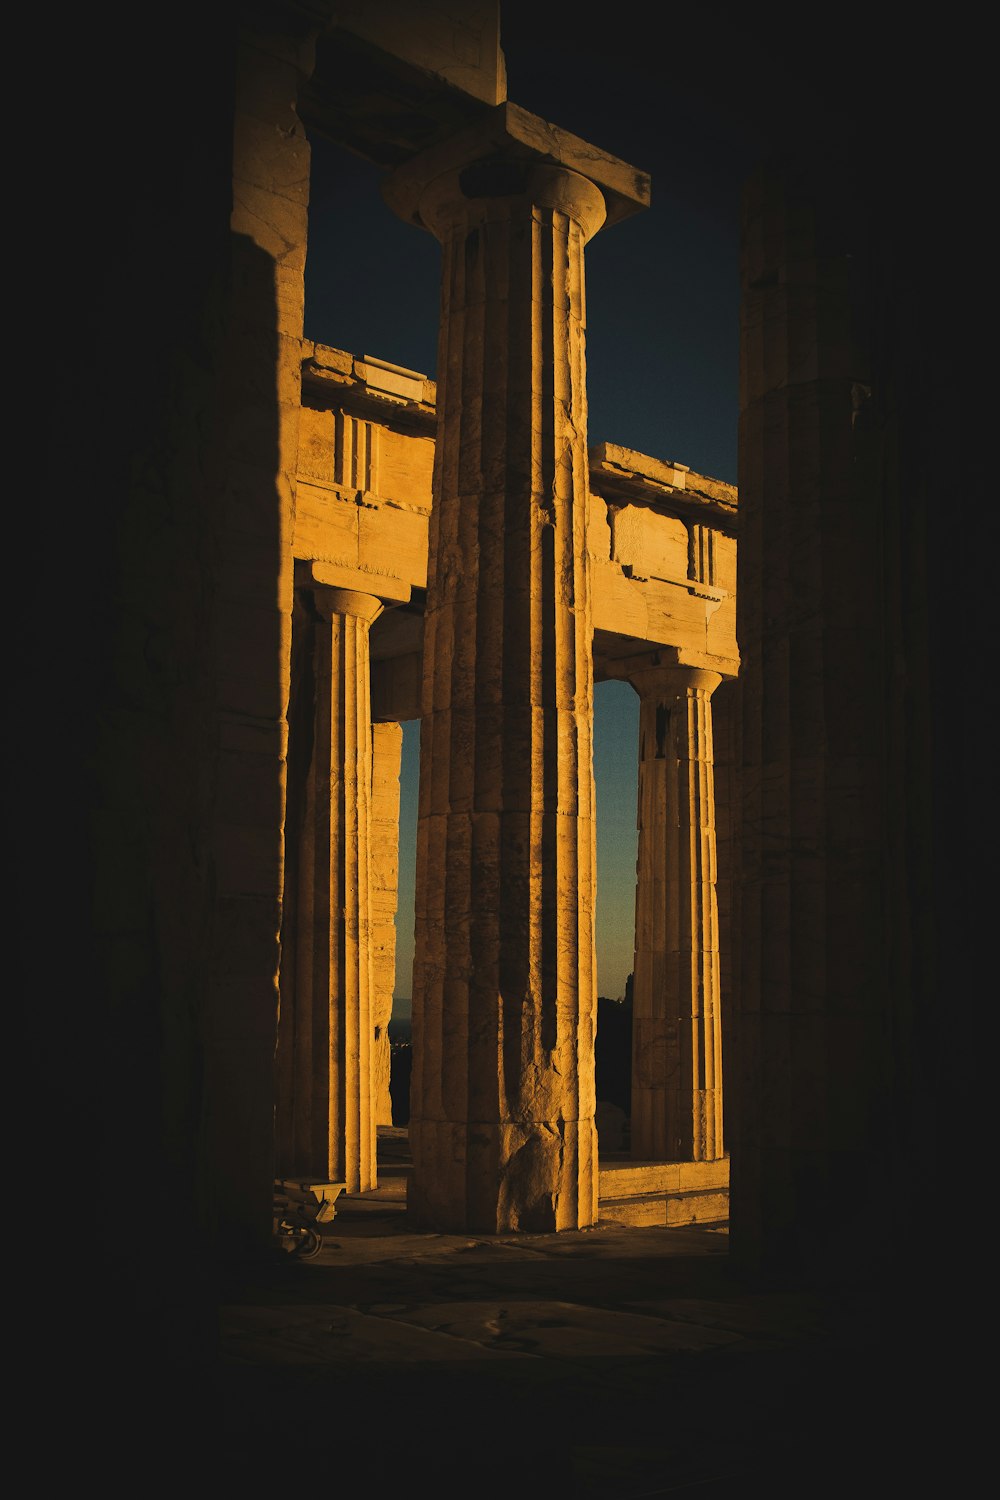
382, 101, 650, 232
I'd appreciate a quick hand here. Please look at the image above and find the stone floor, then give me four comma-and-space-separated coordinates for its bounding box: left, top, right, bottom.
74, 1130, 966, 1495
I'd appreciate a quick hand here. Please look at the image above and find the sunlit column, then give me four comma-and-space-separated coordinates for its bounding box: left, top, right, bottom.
387, 160, 610, 1232
629, 665, 724, 1162
279, 586, 382, 1193
370, 720, 403, 1128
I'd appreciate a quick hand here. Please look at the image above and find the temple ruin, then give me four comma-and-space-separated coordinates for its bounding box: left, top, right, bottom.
53, 0, 965, 1332
282, 338, 738, 1227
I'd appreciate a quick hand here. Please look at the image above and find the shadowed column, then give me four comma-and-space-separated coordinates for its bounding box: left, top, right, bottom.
629, 665, 724, 1162
277, 585, 382, 1193
384, 110, 650, 1231
732, 159, 898, 1280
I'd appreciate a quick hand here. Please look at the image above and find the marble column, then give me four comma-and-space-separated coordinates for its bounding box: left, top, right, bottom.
386, 151, 619, 1232
276, 585, 382, 1193
629, 665, 724, 1163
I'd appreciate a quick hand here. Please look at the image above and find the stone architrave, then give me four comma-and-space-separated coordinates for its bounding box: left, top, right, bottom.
280, 585, 383, 1193
629, 665, 724, 1163
384, 109, 647, 1232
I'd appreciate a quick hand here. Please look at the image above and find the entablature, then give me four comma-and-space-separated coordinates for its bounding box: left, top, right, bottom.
294, 342, 739, 688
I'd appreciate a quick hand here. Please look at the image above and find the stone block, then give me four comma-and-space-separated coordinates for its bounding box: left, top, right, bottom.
612, 505, 689, 583
292, 482, 361, 562
378, 428, 434, 510
359, 505, 429, 587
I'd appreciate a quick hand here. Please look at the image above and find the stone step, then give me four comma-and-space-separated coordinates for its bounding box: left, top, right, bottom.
598, 1156, 729, 1229
600, 1188, 730, 1228
598, 1156, 729, 1199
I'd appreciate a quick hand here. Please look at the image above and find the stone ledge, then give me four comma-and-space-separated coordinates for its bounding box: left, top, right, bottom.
599, 1188, 729, 1229
599, 1157, 730, 1197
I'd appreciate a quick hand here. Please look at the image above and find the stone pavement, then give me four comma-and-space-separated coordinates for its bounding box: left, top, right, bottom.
184, 1133, 961, 1496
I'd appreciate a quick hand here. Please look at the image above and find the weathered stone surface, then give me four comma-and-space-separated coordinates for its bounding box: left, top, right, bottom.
292, 332, 739, 1205
371, 721, 403, 1127
297, 344, 738, 681
276, 585, 383, 1193
611, 506, 689, 584
386, 141, 616, 1234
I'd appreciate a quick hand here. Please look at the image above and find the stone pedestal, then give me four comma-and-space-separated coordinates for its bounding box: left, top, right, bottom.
629, 666, 724, 1163
276, 585, 382, 1193
384, 111, 648, 1232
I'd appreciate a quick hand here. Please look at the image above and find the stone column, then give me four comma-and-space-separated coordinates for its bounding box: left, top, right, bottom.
277, 585, 383, 1193
629, 665, 724, 1163
370, 720, 404, 1127
385, 130, 638, 1233
733, 160, 892, 1279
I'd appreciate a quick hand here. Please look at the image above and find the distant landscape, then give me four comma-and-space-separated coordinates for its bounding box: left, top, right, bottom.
390, 997, 411, 1046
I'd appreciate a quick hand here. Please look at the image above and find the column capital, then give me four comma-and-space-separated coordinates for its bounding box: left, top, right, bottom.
312, 585, 383, 625
419, 160, 608, 243
382, 100, 649, 244
628, 664, 723, 699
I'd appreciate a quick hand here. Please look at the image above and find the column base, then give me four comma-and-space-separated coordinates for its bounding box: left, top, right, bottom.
408, 1117, 598, 1233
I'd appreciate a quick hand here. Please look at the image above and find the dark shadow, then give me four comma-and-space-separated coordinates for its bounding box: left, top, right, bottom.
595, 989, 633, 1115
38, 13, 286, 1467
388, 1021, 412, 1125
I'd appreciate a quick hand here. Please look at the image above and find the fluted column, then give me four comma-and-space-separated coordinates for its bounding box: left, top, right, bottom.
370, 720, 404, 1128
629, 665, 724, 1162
277, 585, 382, 1193
392, 159, 609, 1232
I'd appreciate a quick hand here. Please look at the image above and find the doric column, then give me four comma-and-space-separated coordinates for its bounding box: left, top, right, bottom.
629, 665, 724, 1163
384, 110, 646, 1232
370, 720, 404, 1128
276, 585, 382, 1193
